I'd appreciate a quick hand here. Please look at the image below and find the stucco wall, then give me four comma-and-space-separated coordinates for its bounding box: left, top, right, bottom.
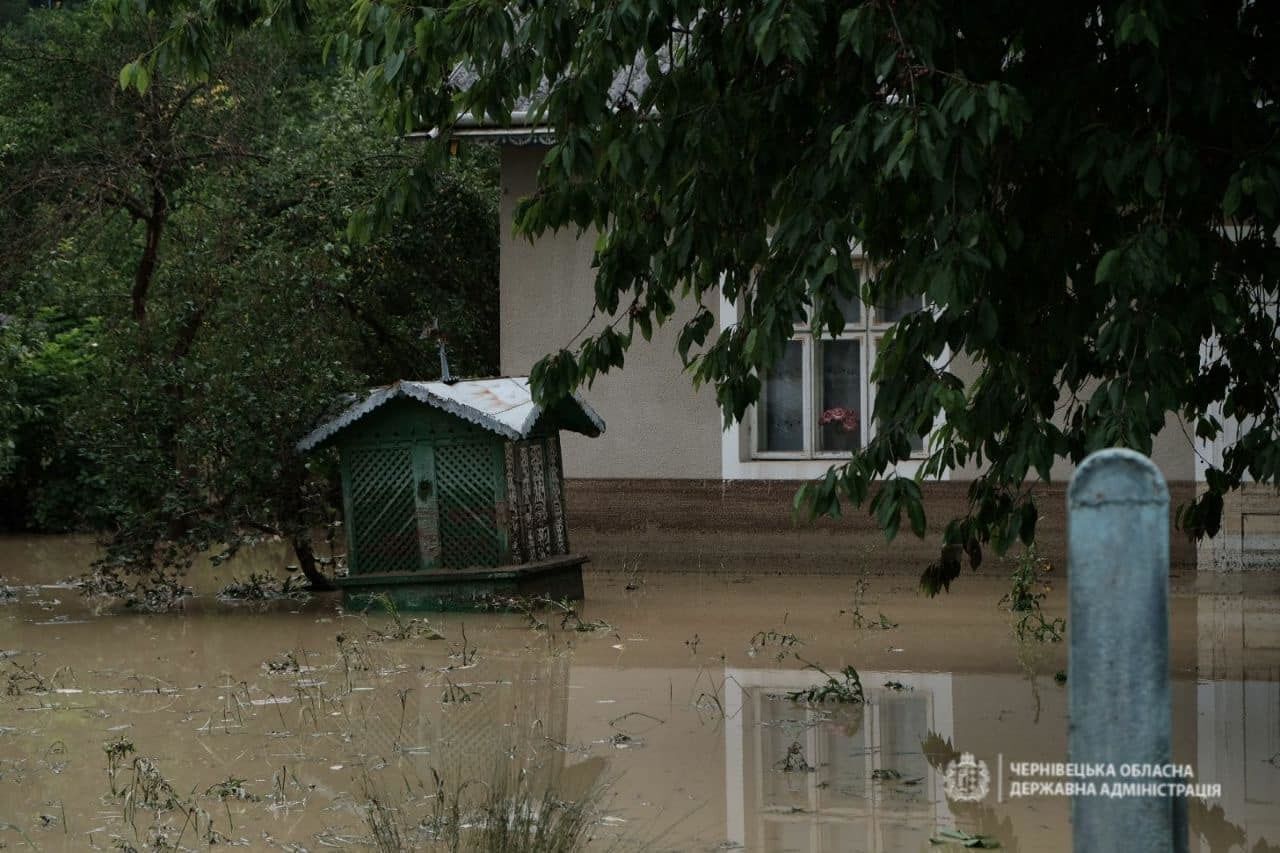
499, 145, 723, 479
947, 352, 1196, 483
500, 144, 1200, 486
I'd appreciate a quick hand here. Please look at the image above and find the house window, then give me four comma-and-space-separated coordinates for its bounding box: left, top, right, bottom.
754, 265, 926, 459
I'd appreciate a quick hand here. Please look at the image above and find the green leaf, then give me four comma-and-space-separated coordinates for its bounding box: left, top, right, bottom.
906, 493, 926, 537
384, 50, 405, 82
1095, 248, 1122, 284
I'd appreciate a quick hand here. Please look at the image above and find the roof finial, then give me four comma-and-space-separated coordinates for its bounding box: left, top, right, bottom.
423, 316, 458, 385
438, 339, 456, 384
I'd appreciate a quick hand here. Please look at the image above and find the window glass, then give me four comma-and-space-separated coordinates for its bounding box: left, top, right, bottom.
751, 261, 933, 460
875, 293, 923, 325
818, 340, 862, 452
758, 340, 804, 452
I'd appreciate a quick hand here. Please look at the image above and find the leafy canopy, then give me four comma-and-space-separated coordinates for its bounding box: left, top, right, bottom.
122, 0, 1280, 592
1, 8, 499, 599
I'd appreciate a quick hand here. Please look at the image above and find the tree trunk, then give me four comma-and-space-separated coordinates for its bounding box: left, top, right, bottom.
131, 192, 167, 323
292, 535, 336, 591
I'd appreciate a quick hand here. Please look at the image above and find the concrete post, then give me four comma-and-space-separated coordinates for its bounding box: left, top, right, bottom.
1067, 448, 1185, 852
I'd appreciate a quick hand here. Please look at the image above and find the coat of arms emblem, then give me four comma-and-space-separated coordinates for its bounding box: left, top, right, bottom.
944, 752, 991, 801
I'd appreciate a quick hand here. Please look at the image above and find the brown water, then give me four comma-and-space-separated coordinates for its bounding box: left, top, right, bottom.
0, 535, 1277, 851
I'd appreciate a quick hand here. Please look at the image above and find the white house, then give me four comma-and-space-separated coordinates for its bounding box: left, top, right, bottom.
448, 123, 1275, 573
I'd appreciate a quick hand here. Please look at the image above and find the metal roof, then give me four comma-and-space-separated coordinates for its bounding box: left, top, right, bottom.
296, 377, 605, 453
437, 53, 658, 141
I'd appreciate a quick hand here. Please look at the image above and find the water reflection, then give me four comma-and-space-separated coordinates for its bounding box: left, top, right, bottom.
1194, 593, 1280, 853
725, 671, 952, 852
0, 538, 1278, 850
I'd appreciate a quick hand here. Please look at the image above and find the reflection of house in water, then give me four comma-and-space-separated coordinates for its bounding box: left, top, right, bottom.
1195, 593, 1280, 852
724, 670, 953, 852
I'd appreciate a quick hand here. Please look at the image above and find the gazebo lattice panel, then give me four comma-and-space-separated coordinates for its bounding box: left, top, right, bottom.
436, 441, 502, 568
347, 444, 420, 574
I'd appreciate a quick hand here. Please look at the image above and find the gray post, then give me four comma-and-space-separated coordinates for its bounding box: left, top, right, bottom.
1068, 448, 1184, 853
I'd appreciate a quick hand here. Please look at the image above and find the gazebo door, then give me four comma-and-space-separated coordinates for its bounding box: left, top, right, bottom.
413, 445, 442, 569
346, 442, 434, 575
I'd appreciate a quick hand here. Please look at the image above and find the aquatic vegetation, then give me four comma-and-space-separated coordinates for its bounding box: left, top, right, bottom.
76, 564, 190, 612
786, 662, 866, 706
441, 676, 474, 704
622, 555, 644, 591
263, 650, 301, 674
205, 777, 258, 833
747, 630, 803, 661
4, 660, 48, 696
217, 571, 309, 602
448, 623, 477, 667
360, 767, 604, 852
841, 577, 898, 630
480, 594, 612, 633
776, 741, 813, 773
366, 593, 445, 641
104, 736, 136, 796
1001, 545, 1065, 644
929, 828, 1002, 848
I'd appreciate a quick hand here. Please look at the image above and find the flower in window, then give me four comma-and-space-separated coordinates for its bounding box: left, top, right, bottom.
820, 407, 859, 434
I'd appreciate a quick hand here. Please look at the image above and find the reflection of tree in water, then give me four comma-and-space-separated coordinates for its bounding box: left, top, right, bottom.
921, 731, 1021, 853
1187, 797, 1280, 853
919, 732, 1280, 853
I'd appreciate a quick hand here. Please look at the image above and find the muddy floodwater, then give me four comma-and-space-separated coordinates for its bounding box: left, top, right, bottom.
1, 535, 1278, 851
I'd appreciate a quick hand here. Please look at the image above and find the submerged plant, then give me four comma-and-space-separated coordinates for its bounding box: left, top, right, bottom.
5, 659, 49, 696
440, 676, 473, 705
218, 571, 308, 602
929, 828, 1002, 848
842, 576, 897, 630
263, 651, 301, 674
1001, 545, 1065, 644
786, 661, 866, 705
104, 735, 136, 796
77, 563, 191, 612
776, 741, 813, 773
360, 766, 603, 852
367, 593, 445, 641
205, 777, 257, 833
747, 630, 803, 661
478, 594, 611, 633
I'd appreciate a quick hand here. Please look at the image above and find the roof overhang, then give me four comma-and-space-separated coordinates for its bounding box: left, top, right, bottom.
296, 377, 604, 453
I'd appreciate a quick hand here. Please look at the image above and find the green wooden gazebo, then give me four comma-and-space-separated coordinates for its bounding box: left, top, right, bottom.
297, 377, 604, 610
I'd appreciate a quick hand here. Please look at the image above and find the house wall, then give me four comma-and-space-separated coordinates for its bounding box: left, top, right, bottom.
946, 354, 1197, 483
496, 143, 1277, 573
499, 145, 723, 479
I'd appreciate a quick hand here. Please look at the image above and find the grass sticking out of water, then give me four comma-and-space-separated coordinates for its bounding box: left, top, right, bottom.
366, 592, 445, 641
361, 769, 605, 853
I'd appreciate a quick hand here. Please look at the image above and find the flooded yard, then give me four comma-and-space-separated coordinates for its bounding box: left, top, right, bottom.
0, 535, 1278, 851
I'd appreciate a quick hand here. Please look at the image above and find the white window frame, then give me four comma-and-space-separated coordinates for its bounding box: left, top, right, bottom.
747, 260, 931, 460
